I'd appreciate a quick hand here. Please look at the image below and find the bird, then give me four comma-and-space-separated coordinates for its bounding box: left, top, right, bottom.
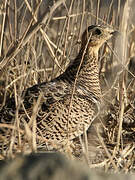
0, 25, 115, 154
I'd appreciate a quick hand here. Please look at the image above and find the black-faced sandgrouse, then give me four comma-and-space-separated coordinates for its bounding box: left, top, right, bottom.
0, 25, 115, 153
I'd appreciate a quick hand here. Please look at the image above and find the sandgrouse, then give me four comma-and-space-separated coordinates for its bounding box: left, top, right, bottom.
0, 25, 115, 152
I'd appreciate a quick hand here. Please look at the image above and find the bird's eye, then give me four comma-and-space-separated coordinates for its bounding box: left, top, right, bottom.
95, 28, 102, 35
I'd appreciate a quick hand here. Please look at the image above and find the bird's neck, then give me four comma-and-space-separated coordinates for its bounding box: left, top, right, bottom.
77, 49, 101, 100
64, 47, 101, 100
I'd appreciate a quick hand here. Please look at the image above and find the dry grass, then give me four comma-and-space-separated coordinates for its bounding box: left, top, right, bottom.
0, 0, 135, 172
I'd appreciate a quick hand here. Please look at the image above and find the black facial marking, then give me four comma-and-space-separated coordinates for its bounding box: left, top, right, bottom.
95, 28, 102, 35
88, 25, 97, 32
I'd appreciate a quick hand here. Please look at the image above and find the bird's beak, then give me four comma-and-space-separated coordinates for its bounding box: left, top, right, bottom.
110, 30, 119, 36
104, 26, 118, 36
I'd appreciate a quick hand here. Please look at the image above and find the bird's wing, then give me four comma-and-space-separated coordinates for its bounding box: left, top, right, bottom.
23, 78, 71, 109
0, 77, 71, 123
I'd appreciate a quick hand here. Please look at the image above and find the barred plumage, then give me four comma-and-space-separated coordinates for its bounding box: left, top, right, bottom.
0, 25, 115, 153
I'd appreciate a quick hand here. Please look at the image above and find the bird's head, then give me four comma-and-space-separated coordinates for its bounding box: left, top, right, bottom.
81, 25, 116, 54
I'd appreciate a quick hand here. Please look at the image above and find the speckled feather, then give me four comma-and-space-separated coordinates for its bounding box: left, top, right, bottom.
0, 25, 115, 151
